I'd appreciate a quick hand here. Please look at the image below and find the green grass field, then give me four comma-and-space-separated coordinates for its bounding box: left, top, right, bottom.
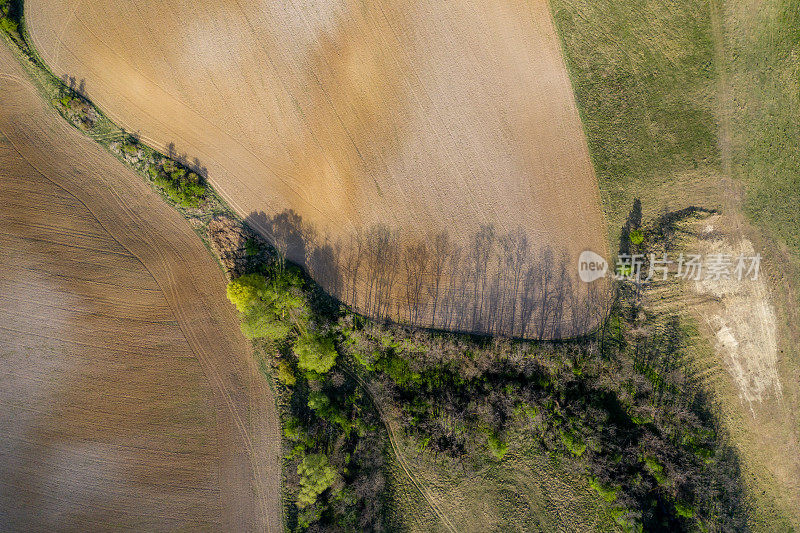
724, 1, 800, 253
551, 0, 799, 283
551, 0, 721, 243
388, 431, 616, 532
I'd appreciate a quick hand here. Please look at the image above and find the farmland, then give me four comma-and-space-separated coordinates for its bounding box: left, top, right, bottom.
0, 41, 280, 531
25, 0, 608, 338
2, 0, 798, 531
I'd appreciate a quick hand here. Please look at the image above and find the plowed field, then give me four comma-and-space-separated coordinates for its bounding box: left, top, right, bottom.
26, 0, 608, 338
0, 43, 280, 532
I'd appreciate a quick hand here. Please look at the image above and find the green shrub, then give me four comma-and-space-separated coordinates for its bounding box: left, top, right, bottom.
227, 271, 311, 341
239, 309, 292, 341
283, 417, 303, 441
643, 456, 670, 486
487, 433, 509, 460
560, 429, 586, 457
375, 352, 419, 385
589, 476, 619, 503
0, 16, 18, 36
275, 360, 296, 386
674, 501, 695, 519
297, 505, 322, 529
244, 237, 259, 257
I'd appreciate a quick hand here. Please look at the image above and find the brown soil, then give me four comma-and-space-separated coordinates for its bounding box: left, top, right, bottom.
0, 43, 281, 532
25, 0, 609, 338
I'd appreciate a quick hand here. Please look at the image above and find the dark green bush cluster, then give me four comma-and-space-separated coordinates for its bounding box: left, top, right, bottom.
282, 372, 387, 531
149, 157, 205, 208
0, 0, 20, 37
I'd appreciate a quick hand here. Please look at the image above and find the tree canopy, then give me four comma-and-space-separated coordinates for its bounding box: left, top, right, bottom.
296, 453, 337, 508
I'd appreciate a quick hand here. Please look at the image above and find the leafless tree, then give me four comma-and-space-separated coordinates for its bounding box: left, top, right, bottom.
403, 241, 431, 324
427, 231, 451, 327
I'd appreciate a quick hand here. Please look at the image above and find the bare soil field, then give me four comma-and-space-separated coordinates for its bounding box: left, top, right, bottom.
0, 43, 280, 531
25, 0, 608, 338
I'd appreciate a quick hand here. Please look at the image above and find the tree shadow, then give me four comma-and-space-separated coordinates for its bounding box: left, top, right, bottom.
242, 209, 613, 340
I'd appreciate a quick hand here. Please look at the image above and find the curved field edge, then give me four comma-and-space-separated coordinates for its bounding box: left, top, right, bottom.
0, 7, 612, 530
0, 9, 282, 533
222, 204, 750, 532
0, 7, 458, 531
0, 9, 458, 531
22, 0, 611, 339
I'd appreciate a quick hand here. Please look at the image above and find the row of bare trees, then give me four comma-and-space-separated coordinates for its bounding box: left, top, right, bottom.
246, 210, 613, 339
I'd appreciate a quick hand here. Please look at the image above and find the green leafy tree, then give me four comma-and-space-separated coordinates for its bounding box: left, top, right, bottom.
226, 270, 310, 341
226, 274, 268, 312
296, 453, 338, 508
239, 309, 293, 341
293, 333, 338, 374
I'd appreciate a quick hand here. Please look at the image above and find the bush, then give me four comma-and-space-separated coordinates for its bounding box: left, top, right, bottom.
487, 433, 509, 460
227, 271, 310, 341
239, 308, 293, 341
674, 501, 695, 519
589, 477, 619, 503
0, 15, 18, 36
643, 455, 670, 486
560, 429, 586, 457
275, 360, 296, 386
226, 274, 268, 312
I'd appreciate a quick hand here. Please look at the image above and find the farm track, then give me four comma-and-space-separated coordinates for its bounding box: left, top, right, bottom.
0, 42, 281, 532
343, 368, 458, 533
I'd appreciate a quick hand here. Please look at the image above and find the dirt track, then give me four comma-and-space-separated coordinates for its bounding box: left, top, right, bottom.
25, 0, 609, 338
0, 43, 280, 531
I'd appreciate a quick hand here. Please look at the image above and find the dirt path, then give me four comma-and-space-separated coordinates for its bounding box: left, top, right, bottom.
343, 368, 457, 533
0, 42, 281, 531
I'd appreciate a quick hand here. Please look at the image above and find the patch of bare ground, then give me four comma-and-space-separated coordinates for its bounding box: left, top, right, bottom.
690, 215, 800, 529
692, 230, 781, 408
0, 43, 280, 531
25, 0, 608, 338
645, 207, 800, 529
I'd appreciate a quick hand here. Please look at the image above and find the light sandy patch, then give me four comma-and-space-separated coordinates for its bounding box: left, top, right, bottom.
692, 237, 781, 409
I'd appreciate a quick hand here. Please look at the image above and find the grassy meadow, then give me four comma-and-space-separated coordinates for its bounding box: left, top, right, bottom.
551, 0, 721, 242
725, 0, 800, 254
